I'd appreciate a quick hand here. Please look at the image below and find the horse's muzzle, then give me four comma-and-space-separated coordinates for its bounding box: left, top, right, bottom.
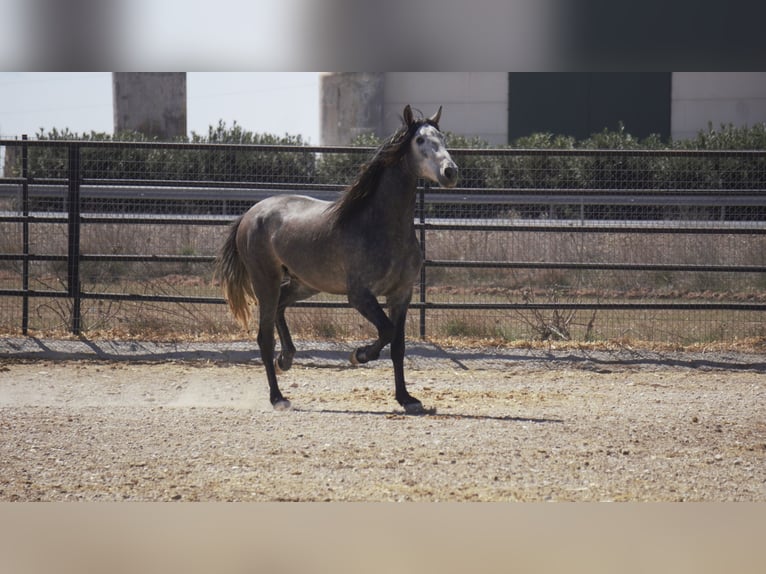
441, 163, 459, 187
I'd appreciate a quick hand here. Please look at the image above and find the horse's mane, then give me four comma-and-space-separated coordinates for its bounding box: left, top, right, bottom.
327, 112, 438, 226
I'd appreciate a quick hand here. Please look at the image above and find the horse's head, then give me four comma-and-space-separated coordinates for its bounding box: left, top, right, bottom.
404, 105, 459, 188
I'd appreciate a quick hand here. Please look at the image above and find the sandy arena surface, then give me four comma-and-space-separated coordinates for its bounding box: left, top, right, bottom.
0, 337, 764, 501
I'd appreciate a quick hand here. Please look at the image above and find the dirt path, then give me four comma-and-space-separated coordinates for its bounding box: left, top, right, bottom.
1, 338, 764, 501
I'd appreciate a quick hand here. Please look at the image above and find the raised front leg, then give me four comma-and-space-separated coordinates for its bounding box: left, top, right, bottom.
347, 288, 394, 365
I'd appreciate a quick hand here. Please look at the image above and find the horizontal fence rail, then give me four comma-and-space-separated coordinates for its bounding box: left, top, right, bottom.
1, 137, 766, 344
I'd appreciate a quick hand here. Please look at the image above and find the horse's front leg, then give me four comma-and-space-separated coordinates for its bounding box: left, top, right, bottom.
347, 288, 394, 365
388, 293, 423, 414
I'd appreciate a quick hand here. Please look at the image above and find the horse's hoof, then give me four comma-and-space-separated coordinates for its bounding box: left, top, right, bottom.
274, 354, 293, 374
349, 350, 360, 366
272, 398, 292, 411
403, 400, 424, 415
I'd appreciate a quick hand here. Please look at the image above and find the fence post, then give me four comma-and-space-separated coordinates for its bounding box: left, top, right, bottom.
419, 182, 429, 339
21, 135, 29, 335
67, 142, 82, 334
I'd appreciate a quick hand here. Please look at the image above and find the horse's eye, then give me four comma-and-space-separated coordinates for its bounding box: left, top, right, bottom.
416, 136, 425, 145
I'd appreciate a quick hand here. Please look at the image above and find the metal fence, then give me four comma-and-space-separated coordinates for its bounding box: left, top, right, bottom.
2, 137, 766, 345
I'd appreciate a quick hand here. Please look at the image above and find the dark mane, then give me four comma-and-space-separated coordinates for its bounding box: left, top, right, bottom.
327, 116, 437, 226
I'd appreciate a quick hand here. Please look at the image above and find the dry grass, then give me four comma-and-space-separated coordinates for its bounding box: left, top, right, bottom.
2, 219, 766, 346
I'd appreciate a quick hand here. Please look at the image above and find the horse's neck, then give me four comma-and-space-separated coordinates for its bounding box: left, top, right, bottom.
369, 164, 418, 229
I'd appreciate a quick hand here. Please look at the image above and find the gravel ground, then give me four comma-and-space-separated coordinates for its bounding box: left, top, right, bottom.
1, 337, 764, 501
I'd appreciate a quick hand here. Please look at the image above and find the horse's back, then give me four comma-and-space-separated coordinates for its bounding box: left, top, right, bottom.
238, 194, 347, 294
240, 195, 329, 242
246, 194, 327, 223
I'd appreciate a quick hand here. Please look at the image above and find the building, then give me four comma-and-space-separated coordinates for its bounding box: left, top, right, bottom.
320, 73, 766, 145
112, 73, 187, 140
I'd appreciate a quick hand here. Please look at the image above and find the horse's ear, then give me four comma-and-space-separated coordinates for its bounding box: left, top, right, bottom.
403, 105, 414, 126
428, 106, 442, 128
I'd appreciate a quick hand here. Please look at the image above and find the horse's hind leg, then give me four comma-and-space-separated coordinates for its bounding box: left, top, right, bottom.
274, 279, 317, 373
274, 308, 295, 374
249, 271, 292, 410
256, 305, 291, 410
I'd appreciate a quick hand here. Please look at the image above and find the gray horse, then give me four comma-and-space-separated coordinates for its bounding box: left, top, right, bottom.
216, 105, 458, 413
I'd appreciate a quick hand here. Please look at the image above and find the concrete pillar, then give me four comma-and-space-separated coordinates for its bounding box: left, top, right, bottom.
320, 73, 384, 145
112, 73, 187, 139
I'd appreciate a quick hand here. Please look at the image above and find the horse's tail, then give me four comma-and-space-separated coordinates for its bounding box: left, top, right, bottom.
215, 215, 256, 329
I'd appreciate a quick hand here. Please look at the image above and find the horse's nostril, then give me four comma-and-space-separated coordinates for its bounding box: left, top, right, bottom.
444, 166, 457, 180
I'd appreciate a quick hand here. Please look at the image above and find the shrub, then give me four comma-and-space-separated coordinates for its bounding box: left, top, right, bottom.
314, 132, 379, 185
7, 121, 315, 184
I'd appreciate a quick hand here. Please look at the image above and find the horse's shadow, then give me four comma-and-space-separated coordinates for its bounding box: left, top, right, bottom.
292, 406, 562, 424
11, 338, 766, 375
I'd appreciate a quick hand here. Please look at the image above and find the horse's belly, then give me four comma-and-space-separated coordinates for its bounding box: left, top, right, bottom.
292, 266, 348, 295
283, 250, 420, 298
274, 235, 349, 294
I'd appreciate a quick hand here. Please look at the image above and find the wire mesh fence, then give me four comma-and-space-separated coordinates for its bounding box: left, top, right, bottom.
1, 137, 765, 345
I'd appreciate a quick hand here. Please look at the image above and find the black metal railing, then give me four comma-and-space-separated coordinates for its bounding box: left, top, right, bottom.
2, 137, 765, 341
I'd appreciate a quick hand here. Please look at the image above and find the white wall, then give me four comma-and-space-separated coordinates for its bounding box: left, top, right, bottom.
323, 72, 766, 145
671, 72, 766, 140
382, 73, 508, 145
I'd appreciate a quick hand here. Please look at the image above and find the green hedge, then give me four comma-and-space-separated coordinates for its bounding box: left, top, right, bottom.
8, 121, 316, 184
493, 123, 766, 192
334, 123, 766, 194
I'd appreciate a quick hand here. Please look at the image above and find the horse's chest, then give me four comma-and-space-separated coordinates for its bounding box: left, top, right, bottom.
369, 240, 422, 295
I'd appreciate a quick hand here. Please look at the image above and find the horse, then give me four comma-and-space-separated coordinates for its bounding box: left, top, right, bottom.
216, 105, 458, 413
